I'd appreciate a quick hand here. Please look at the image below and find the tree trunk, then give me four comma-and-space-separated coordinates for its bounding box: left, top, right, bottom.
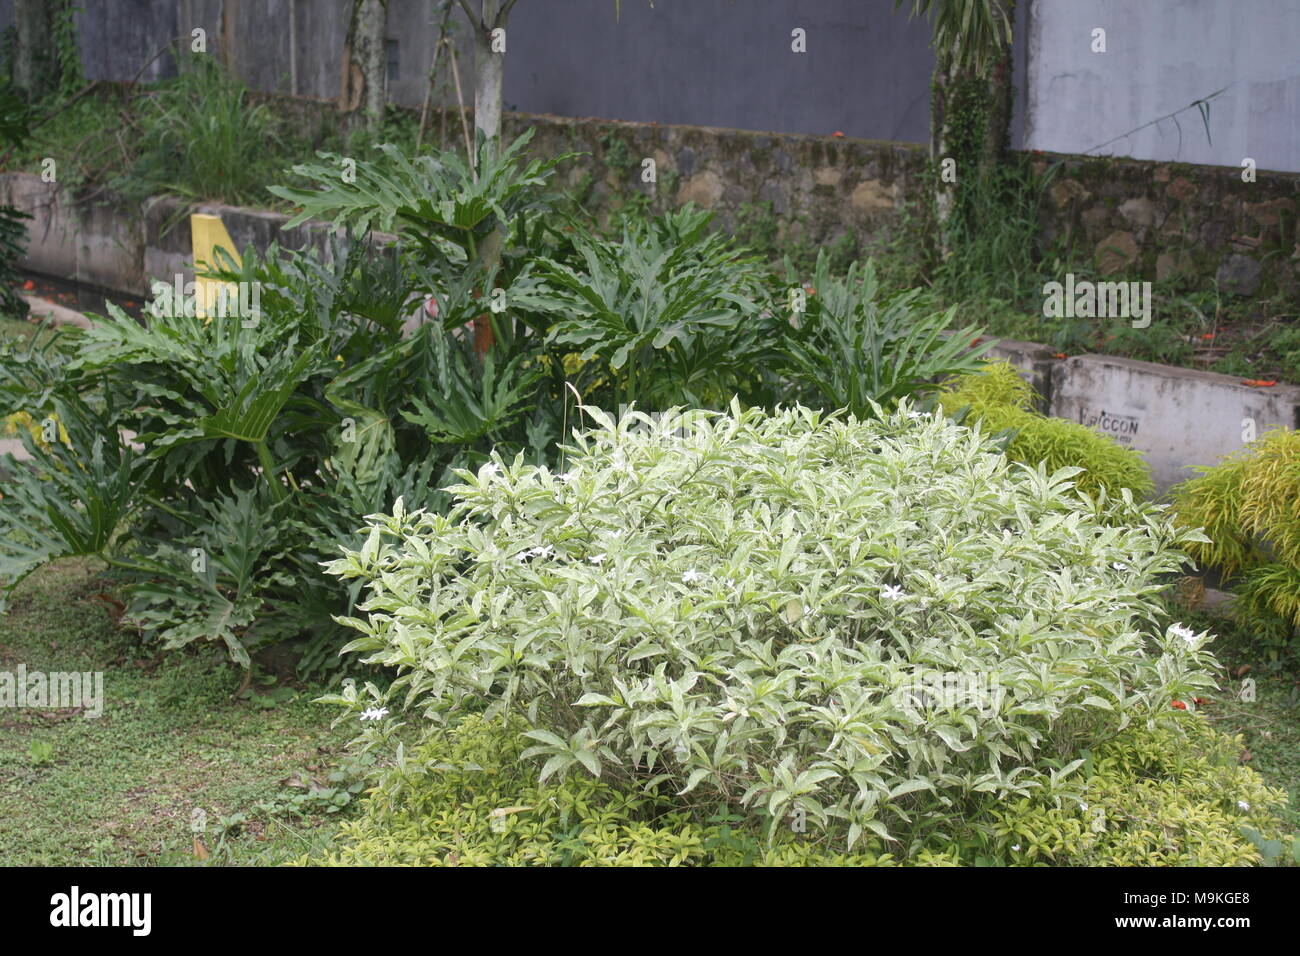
472, 0, 504, 158
461, 0, 509, 355
340, 0, 388, 136
929, 53, 961, 249
980, 2, 1015, 181
13, 0, 58, 100
928, 0, 1015, 258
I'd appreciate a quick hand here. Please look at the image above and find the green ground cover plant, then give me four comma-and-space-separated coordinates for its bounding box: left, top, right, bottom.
308, 711, 1293, 866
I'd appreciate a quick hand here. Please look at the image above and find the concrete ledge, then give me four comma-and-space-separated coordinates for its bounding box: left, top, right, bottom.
1, 173, 344, 298
1049, 354, 1300, 491
22, 294, 92, 330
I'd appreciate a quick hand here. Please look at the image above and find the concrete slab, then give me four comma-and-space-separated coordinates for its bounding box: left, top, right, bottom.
1049, 354, 1300, 491
3, 173, 79, 278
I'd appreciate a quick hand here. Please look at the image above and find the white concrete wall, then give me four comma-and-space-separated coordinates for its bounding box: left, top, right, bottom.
1025, 0, 1300, 173
1050, 355, 1300, 491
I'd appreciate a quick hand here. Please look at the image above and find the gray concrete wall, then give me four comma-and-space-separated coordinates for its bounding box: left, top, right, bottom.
5, 0, 950, 143
7, 0, 1298, 169
501, 0, 937, 142
1024, 0, 1300, 174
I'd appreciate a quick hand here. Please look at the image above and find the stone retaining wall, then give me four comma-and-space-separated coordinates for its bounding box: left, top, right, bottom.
9, 96, 1300, 296
1037, 154, 1300, 300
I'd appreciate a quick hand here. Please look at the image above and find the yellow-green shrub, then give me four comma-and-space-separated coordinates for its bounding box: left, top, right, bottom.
307, 716, 901, 867
307, 713, 1291, 867
1172, 428, 1300, 630
988, 714, 1292, 866
939, 361, 1154, 499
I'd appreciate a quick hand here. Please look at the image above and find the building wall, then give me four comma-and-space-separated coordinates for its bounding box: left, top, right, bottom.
17, 0, 947, 142
1024, 0, 1300, 174
500, 0, 938, 143
5, 1, 1295, 171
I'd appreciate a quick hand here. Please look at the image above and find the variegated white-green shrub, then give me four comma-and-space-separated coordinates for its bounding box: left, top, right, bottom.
324, 401, 1218, 851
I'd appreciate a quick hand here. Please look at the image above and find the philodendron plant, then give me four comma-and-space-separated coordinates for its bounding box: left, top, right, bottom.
324, 401, 1218, 851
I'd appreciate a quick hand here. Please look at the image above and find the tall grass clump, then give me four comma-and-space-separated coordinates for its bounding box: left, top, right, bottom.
112, 57, 283, 206
1173, 428, 1300, 646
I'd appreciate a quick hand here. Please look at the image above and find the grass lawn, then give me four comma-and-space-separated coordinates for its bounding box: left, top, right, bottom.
1208, 680, 1300, 833
0, 312, 49, 346
1185, 602, 1300, 833
0, 559, 357, 866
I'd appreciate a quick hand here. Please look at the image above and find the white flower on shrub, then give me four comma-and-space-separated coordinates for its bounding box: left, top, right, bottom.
528, 545, 554, 559
359, 707, 389, 721
682, 569, 704, 584
1238, 800, 1250, 812
880, 584, 905, 601
588, 554, 606, 565
1169, 622, 1198, 645
1111, 561, 1128, 571
480, 461, 502, 480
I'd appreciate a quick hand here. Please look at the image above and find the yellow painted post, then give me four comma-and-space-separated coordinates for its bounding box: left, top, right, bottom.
190, 213, 241, 320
